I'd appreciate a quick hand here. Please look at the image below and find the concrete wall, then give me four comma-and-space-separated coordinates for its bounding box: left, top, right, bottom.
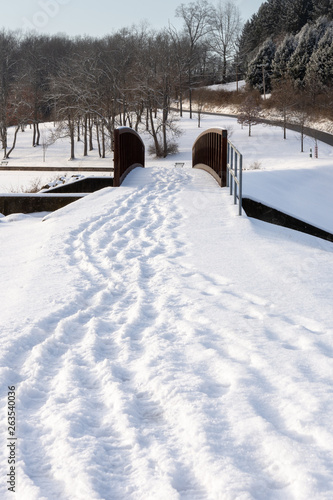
0, 177, 114, 216
242, 197, 333, 243
0, 194, 85, 216
43, 176, 113, 193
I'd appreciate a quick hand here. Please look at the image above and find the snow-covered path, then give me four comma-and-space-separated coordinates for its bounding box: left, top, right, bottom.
1, 165, 333, 499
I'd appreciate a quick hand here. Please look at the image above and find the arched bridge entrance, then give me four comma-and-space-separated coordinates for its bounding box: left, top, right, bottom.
113, 127, 145, 187
192, 128, 243, 215
192, 128, 228, 187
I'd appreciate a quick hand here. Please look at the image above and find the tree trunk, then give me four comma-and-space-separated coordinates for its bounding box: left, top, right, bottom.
178, 75, 183, 117
162, 91, 169, 157
111, 108, 116, 150
36, 123, 40, 146
189, 70, 193, 119
101, 122, 106, 158
77, 118, 81, 141
283, 111, 287, 140
89, 114, 94, 151
5, 125, 20, 158
162, 120, 167, 157
222, 49, 227, 84
69, 117, 75, 160
122, 101, 126, 126
96, 121, 102, 157
84, 114, 88, 156
1, 125, 7, 158
32, 123, 37, 147
149, 107, 161, 157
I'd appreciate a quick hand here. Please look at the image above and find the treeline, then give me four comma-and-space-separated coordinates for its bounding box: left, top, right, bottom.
238, 0, 333, 128
247, 16, 333, 95
0, 0, 243, 159
239, 0, 333, 66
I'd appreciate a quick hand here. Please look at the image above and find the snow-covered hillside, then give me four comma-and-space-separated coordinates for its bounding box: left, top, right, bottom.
1, 114, 333, 499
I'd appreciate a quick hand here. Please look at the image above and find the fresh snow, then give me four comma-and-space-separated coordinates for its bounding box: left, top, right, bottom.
1, 114, 333, 499
206, 80, 246, 92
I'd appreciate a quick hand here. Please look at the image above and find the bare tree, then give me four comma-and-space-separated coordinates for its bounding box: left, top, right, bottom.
175, 0, 211, 118
168, 26, 190, 117
271, 78, 296, 139
134, 29, 182, 157
0, 31, 19, 158
291, 91, 312, 153
5, 82, 32, 158
237, 91, 261, 136
48, 54, 82, 160
209, 0, 242, 83
94, 36, 122, 153
19, 35, 49, 147
192, 87, 207, 127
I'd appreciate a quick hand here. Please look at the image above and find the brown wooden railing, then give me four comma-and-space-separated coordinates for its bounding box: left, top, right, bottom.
192, 128, 228, 186
113, 127, 145, 187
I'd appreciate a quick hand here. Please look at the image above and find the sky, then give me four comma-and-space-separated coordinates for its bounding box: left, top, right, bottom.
2, 0, 263, 38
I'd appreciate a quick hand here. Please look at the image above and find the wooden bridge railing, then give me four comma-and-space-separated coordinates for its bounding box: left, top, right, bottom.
192, 128, 228, 187
113, 127, 145, 187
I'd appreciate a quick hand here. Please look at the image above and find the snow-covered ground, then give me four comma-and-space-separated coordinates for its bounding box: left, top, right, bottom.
1, 115, 333, 499
0, 123, 113, 194
2, 113, 333, 233
206, 80, 246, 92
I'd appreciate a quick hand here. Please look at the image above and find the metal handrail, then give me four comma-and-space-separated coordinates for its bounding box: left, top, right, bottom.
227, 141, 243, 216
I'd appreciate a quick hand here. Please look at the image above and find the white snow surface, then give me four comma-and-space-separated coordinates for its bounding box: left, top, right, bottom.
1, 115, 333, 499
206, 81, 246, 92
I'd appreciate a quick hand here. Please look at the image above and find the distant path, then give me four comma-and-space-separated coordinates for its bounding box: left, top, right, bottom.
258, 117, 333, 146
175, 108, 333, 146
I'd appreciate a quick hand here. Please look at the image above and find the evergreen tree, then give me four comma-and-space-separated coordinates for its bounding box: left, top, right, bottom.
238, 0, 314, 61
247, 38, 276, 94
238, 16, 261, 71
305, 22, 333, 91
272, 34, 298, 81
256, 0, 289, 40
312, 0, 333, 21
287, 17, 328, 86
285, 0, 314, 33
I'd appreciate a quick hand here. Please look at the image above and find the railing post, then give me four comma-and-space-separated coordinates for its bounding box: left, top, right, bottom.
227, 140, 243, 216
234, 153, 238, 205
230, 148, 233, 196
239, 154, 243, 216
227, 142, 230, 188
221, 130, 227, 187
